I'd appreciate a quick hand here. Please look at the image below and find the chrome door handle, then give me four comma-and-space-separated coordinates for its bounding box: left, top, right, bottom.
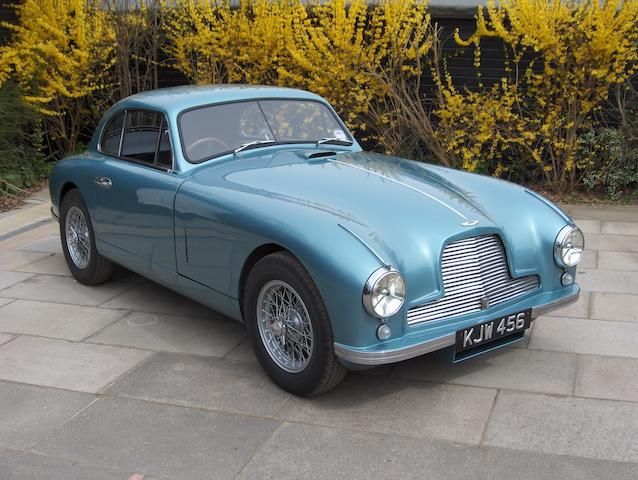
94, 177, 112, 189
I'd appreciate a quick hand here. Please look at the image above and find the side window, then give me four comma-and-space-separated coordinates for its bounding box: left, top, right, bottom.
120, 110, 163, 164
100, 112, 124, 156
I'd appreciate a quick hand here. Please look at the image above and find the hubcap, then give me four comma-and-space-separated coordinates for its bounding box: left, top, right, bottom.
256, 280, 313, 373
65, 206, 90, 269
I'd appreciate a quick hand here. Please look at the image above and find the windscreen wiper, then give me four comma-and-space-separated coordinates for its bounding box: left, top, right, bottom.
234, 139, 276, 154
317, 137, 353, 146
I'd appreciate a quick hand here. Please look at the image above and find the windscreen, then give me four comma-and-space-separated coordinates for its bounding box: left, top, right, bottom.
179, 99, 350, 162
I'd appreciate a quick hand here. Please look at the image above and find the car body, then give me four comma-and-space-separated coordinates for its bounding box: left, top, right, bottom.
49, 85, 582, 394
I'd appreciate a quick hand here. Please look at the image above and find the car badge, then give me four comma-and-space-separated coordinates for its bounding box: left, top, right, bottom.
461, 220, 480, 226
480, 297, 490, 310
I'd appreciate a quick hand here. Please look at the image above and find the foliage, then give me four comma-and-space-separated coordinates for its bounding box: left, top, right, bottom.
453, 0, 638, 192
104, 0, 162, 101
2, 0, 637, 198
0, 82, 49, 196
578, 128, 638, 200
0, 0, 115, 157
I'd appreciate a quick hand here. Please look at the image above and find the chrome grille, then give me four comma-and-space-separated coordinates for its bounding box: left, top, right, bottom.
407, 235, 539, 325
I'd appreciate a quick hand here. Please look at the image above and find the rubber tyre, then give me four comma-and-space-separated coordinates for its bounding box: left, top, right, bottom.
244, 252, 347, 396
60, 189, 114, 285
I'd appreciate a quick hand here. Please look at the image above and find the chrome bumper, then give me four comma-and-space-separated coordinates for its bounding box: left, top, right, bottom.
334, 289, 580, 366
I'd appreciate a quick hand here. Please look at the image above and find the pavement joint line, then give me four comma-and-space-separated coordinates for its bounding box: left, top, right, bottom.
588, 292, 594, 320
231, 421, 287, 480
478, 389, 499, 447
78, 309, 134, 343
27, 396, 101, 452
0, 333, 22, 348
0, 295, 134, 312
96, 351, 159, 395
0, 217, 53, 242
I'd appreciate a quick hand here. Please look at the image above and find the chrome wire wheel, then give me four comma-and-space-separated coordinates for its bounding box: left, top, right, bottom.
256, 280, 314, 373
65, 206, 91, 269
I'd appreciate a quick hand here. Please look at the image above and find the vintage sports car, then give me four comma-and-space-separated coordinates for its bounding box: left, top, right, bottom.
49, 85, 583, 395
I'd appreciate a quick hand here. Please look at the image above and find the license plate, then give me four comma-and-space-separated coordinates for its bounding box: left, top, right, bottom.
455, 309, 532, 353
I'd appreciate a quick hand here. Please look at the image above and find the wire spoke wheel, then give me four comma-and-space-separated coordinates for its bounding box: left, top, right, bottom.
256, 280, 314, 373
65, 206, 91, 269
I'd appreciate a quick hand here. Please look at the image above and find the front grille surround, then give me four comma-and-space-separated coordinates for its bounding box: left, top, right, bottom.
407, 234, 539, 325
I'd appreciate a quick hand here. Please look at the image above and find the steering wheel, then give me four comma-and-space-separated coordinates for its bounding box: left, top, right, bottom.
186, 137, 230, 159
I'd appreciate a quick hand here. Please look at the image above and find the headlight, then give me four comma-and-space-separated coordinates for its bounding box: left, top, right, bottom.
554, 225, 584, 268
363, 268, 406, 318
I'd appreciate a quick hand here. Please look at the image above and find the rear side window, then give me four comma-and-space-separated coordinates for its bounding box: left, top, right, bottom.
100, 112, 124, 156
121, 111, 164, 164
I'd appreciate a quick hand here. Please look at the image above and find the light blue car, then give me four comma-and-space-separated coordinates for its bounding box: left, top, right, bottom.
49, 85, 583, 395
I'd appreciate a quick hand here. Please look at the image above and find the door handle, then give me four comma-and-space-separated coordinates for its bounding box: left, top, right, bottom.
94, 177, 112, 189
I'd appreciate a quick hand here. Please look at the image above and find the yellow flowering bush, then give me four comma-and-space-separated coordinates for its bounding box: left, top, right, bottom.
0, 0, 115, 156
453, 0, 638, 192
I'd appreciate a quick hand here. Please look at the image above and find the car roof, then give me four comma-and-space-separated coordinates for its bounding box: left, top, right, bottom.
116, 84, 326, 116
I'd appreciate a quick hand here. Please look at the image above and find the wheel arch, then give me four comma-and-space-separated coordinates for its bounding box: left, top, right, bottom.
58, 181, 79, 207
238, 243, 289, 315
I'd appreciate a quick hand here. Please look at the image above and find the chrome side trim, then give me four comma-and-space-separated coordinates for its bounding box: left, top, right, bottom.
335, 289, 579, 366
334, 334, 455, 366
50, 207, 59, 222
531, 289, 579, 319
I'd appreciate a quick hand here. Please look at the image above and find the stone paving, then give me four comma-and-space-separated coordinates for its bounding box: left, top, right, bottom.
0, 195, 637, 479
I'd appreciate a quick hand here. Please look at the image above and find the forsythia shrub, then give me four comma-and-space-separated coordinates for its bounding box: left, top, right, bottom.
454, 0, 638, 192
0, 0, 115, 157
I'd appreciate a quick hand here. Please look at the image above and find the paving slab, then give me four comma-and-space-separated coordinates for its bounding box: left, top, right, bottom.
485, 445, 638, 480
102, 282, 218, 318
87, 311, 245, 357
15, 253, 71, 276
530, 316, 638, 357
0, 336, 151, 393
0, 271, 34, 290
393, 348, 577, 395
0, 275, 137, 306
582, 233, 638, 252
597, 251, 638, 271
278, 376, 496, 444
562, 205, 638, 223
545, 290, 590, 318
578, 250, 597, 269
590, 292, 638, 323
573, 219, 601, 234
0, 381, 95, 450
575, 355, 638, 402
0, 300, 126, 341
18, 235, 62, 254
575, 269, 638, 294
484, 390, 638, 463
106, 352, 290, 416
0, 250, 51, 270
0, 449, 133, 480
237, 422, 488, 480
601, 221, 638, 236
34, 397, 280, 480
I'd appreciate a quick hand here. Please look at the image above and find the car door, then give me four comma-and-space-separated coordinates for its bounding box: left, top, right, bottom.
92, 109, 183, 281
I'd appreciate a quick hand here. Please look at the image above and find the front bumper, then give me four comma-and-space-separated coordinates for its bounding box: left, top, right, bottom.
334, 287, 579, 366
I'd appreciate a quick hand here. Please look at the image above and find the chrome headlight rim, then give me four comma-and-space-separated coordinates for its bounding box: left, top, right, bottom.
554, 225, 585, 268
363, 267, 406, 319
